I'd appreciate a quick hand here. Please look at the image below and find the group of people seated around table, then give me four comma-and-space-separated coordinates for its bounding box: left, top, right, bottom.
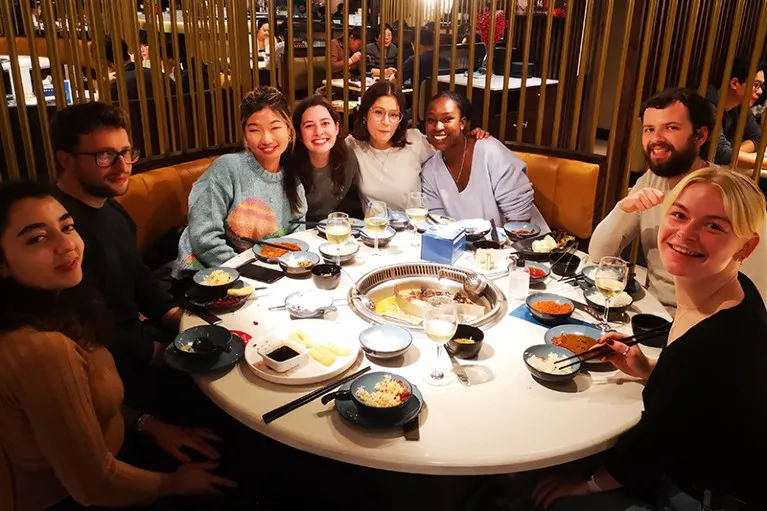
171, 81, 549, 277
1, 73, 766, 510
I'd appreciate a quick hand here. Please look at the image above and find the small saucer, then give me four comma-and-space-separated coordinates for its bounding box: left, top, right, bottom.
334, 381, 424, 429
164, 336, 245, 374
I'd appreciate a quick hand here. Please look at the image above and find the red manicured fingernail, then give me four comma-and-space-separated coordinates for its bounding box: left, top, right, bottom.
606, 339, 614, 345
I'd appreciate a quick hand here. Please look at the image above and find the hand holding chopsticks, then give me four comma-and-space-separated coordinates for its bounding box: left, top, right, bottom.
555, 322, 672, 371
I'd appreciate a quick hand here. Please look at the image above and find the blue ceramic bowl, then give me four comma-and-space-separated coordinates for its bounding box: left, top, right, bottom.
543, 324, 603, 365
173, 325, 232, 357
523, 344, 581, 382
504, 221, 541, 240
525, 293, 575, 323
350, 371, 414, 417
359, 325, 413, 359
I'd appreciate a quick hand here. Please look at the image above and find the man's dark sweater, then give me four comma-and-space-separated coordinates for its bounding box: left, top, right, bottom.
55, 190, 176, 374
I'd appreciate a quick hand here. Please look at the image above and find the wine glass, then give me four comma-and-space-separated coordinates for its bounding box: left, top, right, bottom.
325, 212, 351, 265
405, 192, 427, 248
423, 303, 458, 386
594, 256, 629, 333
364, 200, 389, 256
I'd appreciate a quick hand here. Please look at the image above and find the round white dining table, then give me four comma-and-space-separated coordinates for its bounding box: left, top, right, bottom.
180, 228, 671, 476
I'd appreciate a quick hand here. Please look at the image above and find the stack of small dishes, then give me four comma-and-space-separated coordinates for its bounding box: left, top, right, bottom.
358, 325, 413, 359
415, 214, 454, 233
277, 251, 320, 278
165, 324, 245, 373
318, 240, 360, 264
187, 267, 253, 309
388, 211, 410, 231
525, 293, 575, 324
317, 218, 364, 238
322, 371, 424, 429
359, 226, 396, 248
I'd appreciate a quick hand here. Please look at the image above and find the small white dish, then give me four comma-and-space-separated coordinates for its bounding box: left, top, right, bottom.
256, 339, 309, 373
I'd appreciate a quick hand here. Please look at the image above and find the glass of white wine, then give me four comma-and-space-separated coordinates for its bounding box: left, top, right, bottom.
364, 200, 389, 256
405, 192, 427, 248
325, 212, 351, 265
423, 303, 458, 386
594, 256, 629, 333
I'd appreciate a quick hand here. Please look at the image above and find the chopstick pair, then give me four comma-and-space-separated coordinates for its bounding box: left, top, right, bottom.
554, 323, 672, 370
241, 236, 302, 252
262, 366, 371, 424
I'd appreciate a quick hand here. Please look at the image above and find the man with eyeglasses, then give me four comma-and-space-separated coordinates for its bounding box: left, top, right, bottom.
707, 57, 767, 169
51, 102, 185, 413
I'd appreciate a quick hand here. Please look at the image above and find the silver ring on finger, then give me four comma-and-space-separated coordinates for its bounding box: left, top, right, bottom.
622, 346, 631, 356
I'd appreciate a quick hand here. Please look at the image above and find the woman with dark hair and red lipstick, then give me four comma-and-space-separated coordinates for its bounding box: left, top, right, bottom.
0, 181, 235, 511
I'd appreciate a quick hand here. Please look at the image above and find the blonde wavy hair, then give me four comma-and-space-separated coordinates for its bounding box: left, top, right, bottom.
663, 167, 766, 239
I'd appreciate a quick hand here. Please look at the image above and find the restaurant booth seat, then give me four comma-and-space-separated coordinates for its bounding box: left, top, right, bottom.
117, 147, 602, 255
116, 157, 217, 252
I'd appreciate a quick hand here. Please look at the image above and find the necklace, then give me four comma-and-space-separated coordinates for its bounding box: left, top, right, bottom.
370, 146, 392, 169
444, 137, 468, 187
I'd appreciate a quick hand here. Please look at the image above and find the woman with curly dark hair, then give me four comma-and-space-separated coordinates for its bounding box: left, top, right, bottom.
291, 95, 359, 221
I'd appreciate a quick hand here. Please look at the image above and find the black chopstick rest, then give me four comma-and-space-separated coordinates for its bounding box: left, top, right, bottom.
262, 366, 371, 424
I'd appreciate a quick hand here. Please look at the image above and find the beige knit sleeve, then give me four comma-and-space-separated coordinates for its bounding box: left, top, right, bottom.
11, 331, 169, 507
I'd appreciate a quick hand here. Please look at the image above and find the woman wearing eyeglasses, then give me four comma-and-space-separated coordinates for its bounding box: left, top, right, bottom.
347, 81, 488, 211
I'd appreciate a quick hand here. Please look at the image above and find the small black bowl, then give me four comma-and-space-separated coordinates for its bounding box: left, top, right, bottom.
446, 324, 485, 359
631, 314, 671, 348
173, 325, 232, 357
549, 253, 582, 277
525, 293, 575, 324
311, 263, 342, 290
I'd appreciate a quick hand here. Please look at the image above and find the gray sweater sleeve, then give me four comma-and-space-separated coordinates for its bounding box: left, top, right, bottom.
487, 139, 535, 222
187, 170, 238, 268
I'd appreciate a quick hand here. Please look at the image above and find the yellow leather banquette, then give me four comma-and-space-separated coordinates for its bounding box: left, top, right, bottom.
116, 146, 603, 253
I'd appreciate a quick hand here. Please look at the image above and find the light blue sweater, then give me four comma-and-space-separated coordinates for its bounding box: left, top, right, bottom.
172, 152, 306, 277
421, 137, 549, 231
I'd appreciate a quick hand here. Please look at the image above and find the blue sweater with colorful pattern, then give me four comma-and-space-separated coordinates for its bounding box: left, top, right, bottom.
172, 151, 306, 277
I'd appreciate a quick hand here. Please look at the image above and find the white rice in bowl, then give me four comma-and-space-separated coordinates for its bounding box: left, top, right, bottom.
355, 375, 410, 408
526, 352, 577, 375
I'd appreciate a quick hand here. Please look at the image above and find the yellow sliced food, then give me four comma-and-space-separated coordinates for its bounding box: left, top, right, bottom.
227, 285, 253, 297
288, 330, 313, 348
310, 345, 337, 366
322, 343, 351, 356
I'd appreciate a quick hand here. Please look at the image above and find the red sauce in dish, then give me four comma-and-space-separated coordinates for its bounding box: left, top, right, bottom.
528, 267, 546, 278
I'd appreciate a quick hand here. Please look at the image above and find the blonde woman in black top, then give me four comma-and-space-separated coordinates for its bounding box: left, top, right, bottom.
533, 168, 767, 510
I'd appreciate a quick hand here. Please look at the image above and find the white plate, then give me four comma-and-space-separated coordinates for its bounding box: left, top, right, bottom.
244, 319, 360, 385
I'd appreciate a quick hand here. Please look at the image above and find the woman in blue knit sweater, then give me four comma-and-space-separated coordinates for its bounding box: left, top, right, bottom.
173, 87, 306, 277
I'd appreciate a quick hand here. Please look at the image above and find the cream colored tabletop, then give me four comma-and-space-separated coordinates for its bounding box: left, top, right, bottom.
180, 228, 671, 476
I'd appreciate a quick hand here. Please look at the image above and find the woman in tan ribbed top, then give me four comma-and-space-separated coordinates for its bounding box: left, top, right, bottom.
0, 182, 235, 510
